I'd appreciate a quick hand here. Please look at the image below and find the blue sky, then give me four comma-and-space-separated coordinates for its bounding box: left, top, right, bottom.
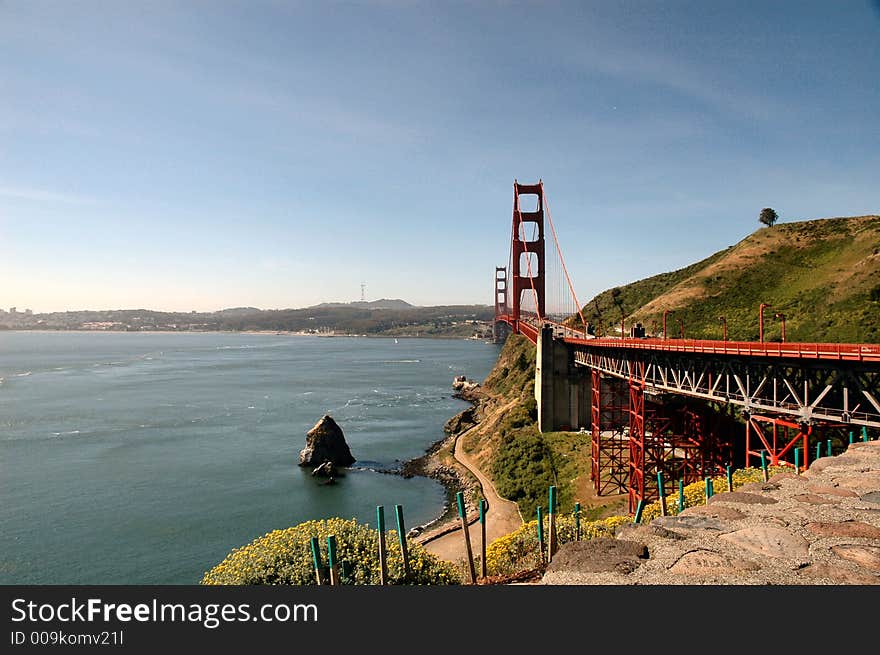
2, 1, 879, 312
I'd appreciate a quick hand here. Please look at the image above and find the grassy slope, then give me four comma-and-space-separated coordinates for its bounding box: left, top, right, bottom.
462, 335, 614, 519
578, 215, 880, 343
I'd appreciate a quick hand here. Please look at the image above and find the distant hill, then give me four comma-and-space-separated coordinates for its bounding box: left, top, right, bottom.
311, 298, 414, 310
2, 301, 494, 338
217, 307, 261, 316
575, 215, 880, 343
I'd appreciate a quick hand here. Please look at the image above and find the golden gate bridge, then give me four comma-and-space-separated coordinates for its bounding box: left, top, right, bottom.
494, 180, 880, 513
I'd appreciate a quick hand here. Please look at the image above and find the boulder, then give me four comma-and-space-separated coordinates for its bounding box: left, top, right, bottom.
299, 415, 355, 467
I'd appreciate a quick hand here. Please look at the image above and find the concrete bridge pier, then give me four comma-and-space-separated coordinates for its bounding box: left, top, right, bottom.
535, 325, 591, 432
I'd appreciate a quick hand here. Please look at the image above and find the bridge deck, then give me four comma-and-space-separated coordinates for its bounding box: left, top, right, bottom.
497, 314, 880, 363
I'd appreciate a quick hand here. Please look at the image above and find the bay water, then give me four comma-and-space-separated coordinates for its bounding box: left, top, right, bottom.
0, 331, 500, 583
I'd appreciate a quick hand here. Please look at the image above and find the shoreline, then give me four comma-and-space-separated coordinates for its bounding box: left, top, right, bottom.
0, 328, 492, 341
391, 386, 487, 539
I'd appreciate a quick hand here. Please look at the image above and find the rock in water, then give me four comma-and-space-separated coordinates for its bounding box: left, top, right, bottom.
311, 460, 337, 477
299, 415, 355, 467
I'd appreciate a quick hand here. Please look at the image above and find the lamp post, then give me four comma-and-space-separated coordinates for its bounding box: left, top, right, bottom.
663, 310, 671, 339
650, 319, 657, 336
775, 313, 786, 343
621, 313, 626, 339
759, 303, 772, 343
677, 318, 684, 339
718, 316, 728, 341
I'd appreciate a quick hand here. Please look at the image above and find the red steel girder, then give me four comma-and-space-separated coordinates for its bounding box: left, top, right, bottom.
746, 414, 811, 472
591, 369, 629, 496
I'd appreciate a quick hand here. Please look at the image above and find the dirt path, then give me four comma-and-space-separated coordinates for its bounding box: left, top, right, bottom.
420, 425, 523, 565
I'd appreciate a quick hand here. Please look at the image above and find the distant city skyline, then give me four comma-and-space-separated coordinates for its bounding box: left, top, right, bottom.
2, 2, 879, 313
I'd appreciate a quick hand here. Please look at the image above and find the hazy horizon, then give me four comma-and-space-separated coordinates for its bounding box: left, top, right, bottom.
2, 298, 495, 315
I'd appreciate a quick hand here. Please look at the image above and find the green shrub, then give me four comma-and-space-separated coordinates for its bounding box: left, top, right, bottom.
201, 517, 460, 585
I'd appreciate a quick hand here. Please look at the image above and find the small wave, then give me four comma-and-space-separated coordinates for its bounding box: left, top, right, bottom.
50, 430, 81, 437
382, 359, 421, 364
15, 371, 32, 377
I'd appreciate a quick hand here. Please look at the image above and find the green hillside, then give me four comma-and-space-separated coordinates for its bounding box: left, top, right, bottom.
577, 215, 880, 343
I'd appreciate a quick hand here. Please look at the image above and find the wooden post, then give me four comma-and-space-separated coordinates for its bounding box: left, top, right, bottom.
479, 499, 488, 579
760, 450, 769, 482
536, 506, 545, 564
548, 486, 558, 561
309, 537, 323, 586
395, 504, 410, 579
678, 479, 685, 514
456, 492, 477, 584
574, 502, 581, 541
726, 465, 734, 493
327, 535, 339, 586
656, 472, 667, 516
376, 505, 388, 586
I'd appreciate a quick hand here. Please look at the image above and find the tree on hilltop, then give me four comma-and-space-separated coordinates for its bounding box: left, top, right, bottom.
759, 207, 779, 227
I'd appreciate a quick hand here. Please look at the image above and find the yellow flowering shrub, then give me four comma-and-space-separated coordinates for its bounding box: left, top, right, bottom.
485, 466, 788, 576
201, 517, 460, 585
638, 465, 788, 521
485, 514, 630, 576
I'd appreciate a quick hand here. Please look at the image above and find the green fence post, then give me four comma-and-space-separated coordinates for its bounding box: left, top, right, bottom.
705, 477, 712, 502
826, 439, 832, 457
548, 486, 558, 560
678, 479, 685, 513
815, 442, 822, 460
376, 506, 387, 586
794, 448, 800, 476
456, 491, 476, 584
479, 499, 488, 579
574, 502, 581, 541
726, 465, 734, 493
394, 504, 410, 579
863, 426, 869, 442
327, 535, 339, 586
760, 450, 769, 482
310, 536, 323, 586
656, 472, 667, 516
849, 431, 854, 445
633, 500, 645, 524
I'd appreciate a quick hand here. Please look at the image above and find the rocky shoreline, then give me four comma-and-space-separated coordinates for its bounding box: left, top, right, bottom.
387, 381, 488, 539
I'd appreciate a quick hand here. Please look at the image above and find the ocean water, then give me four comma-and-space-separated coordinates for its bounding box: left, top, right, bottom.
0, 331, 500, 584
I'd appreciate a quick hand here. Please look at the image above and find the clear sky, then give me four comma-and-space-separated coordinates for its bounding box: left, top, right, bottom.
2, 1, 879, 313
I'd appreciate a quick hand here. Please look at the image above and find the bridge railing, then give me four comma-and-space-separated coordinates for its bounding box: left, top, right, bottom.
563, 335, 880, 363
